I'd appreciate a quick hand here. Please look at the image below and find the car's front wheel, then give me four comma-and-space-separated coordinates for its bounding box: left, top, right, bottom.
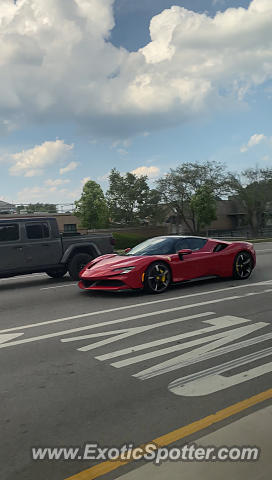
233, 251, 253, 280
144, 262, 171, 294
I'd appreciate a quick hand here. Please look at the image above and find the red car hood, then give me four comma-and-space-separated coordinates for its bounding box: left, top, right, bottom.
81, 254, 154, 278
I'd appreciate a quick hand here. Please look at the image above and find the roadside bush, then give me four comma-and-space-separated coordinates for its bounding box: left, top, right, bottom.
113, 232, 151, 249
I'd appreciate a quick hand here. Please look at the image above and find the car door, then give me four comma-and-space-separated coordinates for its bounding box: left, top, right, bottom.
171, 237, 211, 282
0, 222, 25, 272
23, 221, 62, 268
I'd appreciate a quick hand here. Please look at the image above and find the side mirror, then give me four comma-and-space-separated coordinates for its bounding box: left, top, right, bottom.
124, 247, 131, 254
178, 249, 192, 260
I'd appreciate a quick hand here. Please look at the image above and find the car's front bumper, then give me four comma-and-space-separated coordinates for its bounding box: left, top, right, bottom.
78, 271, 144, 291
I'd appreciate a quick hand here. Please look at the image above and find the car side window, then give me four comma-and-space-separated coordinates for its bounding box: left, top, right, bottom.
0, 223, 19, 242
26, 223, 44, 239
26, 223, 50, 239
187, 238, 207, 250
175, 238, 191, 251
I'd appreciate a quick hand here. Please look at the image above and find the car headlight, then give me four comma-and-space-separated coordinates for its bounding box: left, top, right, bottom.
112, 266, 135, 274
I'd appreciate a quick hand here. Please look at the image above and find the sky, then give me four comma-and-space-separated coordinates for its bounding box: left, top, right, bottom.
0, 0, 271, 206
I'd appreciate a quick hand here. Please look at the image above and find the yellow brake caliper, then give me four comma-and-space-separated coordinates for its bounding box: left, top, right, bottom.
160, 269, 166, 283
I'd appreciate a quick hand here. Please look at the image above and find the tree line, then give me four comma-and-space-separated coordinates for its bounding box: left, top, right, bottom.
74, 161, 272, 235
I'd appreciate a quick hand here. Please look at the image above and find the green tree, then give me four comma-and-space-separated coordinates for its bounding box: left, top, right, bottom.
229, 167, 272, 235
157, 161, 230, 234
190, 185, 217, 232
139, 188, 166, 225
17, 203, 57, 213
75, 180, 109, 229
107, 168, 150, 224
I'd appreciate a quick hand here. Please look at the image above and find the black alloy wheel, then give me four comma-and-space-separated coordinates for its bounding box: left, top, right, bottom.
233, 251, 253, 280
144, 262, 171, 294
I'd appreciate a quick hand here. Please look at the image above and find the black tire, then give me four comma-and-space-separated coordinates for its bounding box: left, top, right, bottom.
46, 269, 67, 279
144, 262, 171, 294
68, 253, 93, 280
233, 251, 253, 280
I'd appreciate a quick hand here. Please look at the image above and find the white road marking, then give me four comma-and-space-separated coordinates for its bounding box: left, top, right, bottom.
40, 283, 77, 290
133, 322, 269, 380
255, 249, 272, 253
75, 312, 215, 352
169, 347, 272, 396
0, 273, 47, 283
0, 333, 24, 344
1, 279, 271, 334
95, 316, 249, 361
0, 289, 269, 353
62, 312, 214, 344
0, 307, 215, 349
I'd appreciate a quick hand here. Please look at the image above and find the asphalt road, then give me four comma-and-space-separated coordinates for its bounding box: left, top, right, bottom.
1, 243, 272, 480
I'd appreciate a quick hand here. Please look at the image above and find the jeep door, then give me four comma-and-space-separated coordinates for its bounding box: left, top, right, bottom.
0, 222, 25, 272
23, 221, 62, 268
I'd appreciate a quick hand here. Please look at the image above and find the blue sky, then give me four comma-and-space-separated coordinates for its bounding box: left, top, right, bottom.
0, 0, 271, 206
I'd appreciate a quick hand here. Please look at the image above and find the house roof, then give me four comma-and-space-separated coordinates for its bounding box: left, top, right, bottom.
0, 200, 15, 212
0, 200, 14, 207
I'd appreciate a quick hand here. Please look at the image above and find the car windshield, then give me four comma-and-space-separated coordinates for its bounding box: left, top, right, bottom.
126, 237, 176, 256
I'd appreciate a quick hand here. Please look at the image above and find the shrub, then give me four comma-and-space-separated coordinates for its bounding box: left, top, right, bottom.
113, 232, 151, 250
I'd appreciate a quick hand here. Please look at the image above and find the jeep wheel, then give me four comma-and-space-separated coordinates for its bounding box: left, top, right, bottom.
68, 253, 93, 280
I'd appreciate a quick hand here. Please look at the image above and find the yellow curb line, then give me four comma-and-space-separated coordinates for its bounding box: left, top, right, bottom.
65, 388, 272, 480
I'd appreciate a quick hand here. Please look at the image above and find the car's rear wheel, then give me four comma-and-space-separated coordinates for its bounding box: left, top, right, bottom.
46, 268, 67, 279
233, 251, 253, 280
144, 262, 171, 294
68, 253, 93, 280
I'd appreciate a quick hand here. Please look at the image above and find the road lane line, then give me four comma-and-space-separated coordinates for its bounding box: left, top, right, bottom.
1, 279, 271, 334
0, 288, 271, 349
40, 283, 77, 290
64, 388, 272, 480
0, 308, 216, 349
0, 273, 47, 283
255, 249, 272, 253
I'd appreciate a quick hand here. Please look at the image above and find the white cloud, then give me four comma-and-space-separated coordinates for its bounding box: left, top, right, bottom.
8, 140, 73, 176
212, 0, 226, 6
131, 166, 160, 178
111, 139, 131, 149
240, 133, 266, 152
59, 161, 79, 175
248, 134, 266, 147
0, 1, 272, 137
81, 177, 91, 186
117, 148, 128, 155
44, 178, 70, 187
17, 185, 80, 204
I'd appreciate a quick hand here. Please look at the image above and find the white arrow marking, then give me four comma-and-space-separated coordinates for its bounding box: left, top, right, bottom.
168, 347, 272, 396
0, 333, 24, 345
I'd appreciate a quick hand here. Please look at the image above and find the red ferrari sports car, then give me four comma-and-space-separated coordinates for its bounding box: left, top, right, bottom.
78, 236, 256, 294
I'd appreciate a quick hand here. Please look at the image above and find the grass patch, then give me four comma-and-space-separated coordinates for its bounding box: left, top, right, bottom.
113, 232, 151, 250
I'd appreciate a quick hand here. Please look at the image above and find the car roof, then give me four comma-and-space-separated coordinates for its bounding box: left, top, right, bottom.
155, 235, 208, 240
